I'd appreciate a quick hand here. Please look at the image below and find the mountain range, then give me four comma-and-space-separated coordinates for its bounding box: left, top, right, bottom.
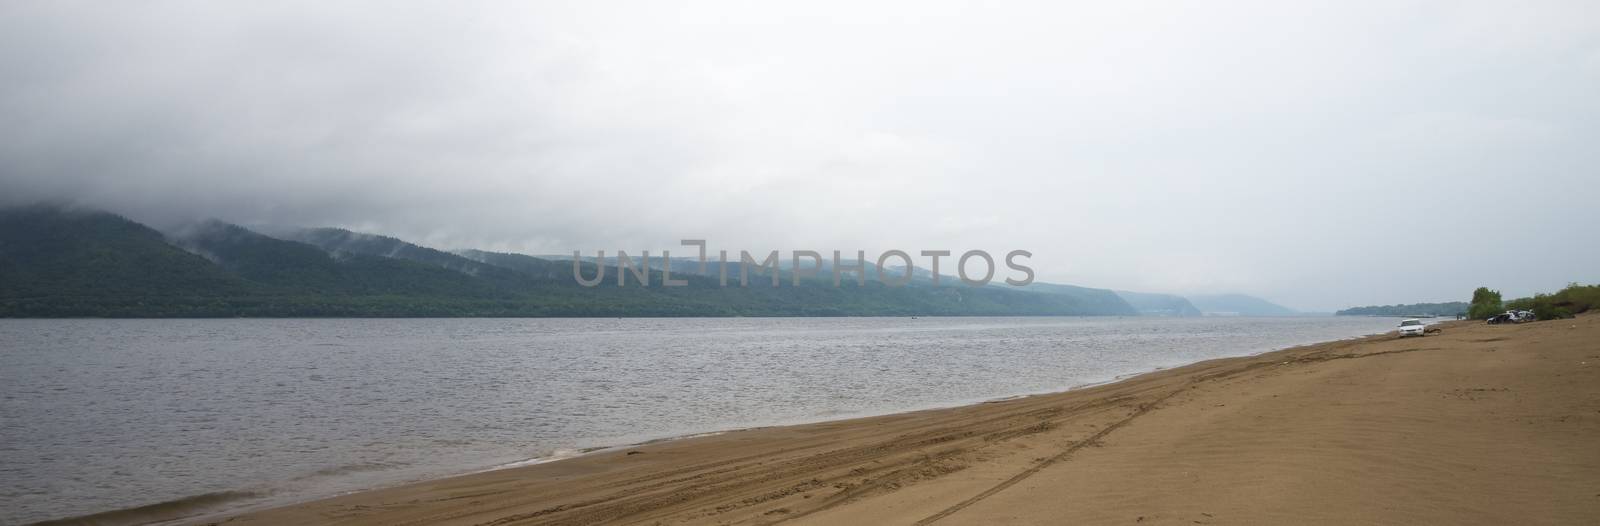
0, 205, 1298, 318
1185, 294, 1300, 316
1113, 290, 1205, 317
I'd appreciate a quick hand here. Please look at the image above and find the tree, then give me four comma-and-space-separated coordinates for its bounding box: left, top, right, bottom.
1467, 287, 1503, 320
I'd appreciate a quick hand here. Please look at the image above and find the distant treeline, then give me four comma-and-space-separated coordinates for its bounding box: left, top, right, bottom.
1335, 302, 1469, 317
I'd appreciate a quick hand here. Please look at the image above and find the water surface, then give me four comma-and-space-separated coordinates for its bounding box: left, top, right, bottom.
0, 316, 1406, 524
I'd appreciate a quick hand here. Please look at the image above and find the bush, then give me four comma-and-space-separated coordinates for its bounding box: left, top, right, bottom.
1531, 300, 1573, 321
1500, 283, 1595, 321
1551, 283, 1599, 314
1467, 287, 1503, 320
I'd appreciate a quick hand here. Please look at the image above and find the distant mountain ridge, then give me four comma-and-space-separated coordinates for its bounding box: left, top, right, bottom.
1185, 294, 1298, 316
554, 254, 1142, 316
0, 204, 1307, 318
1011, 282, 1140, 316
0, 204, 1144, 318
1114, 291, 1204, 317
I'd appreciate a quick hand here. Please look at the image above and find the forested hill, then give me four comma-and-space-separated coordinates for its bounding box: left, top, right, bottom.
0, 205, 1140, 318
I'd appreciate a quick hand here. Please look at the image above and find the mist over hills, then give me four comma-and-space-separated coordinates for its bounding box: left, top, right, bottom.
1185, 294, 1298, 317
2, 204, 1196, 318
1113, 291, 1205, 317
1010, 282, 1139, 316
0, 204, 1305, 318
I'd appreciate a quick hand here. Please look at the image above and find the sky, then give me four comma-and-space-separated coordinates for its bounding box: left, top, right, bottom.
2, 1, 1597, 311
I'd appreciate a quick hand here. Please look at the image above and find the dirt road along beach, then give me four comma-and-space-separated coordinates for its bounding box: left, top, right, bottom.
217, 315, 1600, 525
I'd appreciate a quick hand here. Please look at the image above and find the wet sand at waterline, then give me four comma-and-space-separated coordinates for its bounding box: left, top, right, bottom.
214, 316, 1600, 525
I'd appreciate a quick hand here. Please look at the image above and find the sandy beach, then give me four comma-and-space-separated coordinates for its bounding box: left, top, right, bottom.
207, 315, 1600, 526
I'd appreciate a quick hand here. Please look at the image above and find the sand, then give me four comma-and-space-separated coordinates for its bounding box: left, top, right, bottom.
210, 315, 1600, 525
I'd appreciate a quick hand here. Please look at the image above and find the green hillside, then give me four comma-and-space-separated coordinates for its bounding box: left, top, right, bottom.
0, 205, 1142, 318
0, 206, 261, 316
1004, 282, 1139, 316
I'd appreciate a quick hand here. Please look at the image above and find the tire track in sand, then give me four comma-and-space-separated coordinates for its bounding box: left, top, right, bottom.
911, 387, 1186, 525
912, 345, 1439, 525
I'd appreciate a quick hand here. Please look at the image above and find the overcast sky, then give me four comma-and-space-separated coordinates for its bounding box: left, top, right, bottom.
2, 1, 1596, 311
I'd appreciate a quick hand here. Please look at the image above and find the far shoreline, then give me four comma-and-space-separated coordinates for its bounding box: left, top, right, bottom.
2, 314, 1344, 320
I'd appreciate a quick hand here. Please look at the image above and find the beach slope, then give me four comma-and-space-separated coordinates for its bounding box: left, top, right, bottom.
217, 315, 1600, 525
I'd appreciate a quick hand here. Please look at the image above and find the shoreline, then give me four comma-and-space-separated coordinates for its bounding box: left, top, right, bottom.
30, 323, 1396, 526
201, 314, 1597, 525
238, 328, 1396, 520
13, 316, 1395, 526
0, 314, 1361, 321
57, 327, 1399, 526
34, 316, 1594, 525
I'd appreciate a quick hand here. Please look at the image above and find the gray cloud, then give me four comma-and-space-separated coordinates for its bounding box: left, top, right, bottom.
2, 1, 1597, 311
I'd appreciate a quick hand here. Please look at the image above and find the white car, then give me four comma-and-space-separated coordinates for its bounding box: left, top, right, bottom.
1398, 318, 1426, 337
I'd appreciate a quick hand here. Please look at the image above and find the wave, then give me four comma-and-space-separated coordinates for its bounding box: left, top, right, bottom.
296, 461, 403, 479
475, 448, 589, 473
